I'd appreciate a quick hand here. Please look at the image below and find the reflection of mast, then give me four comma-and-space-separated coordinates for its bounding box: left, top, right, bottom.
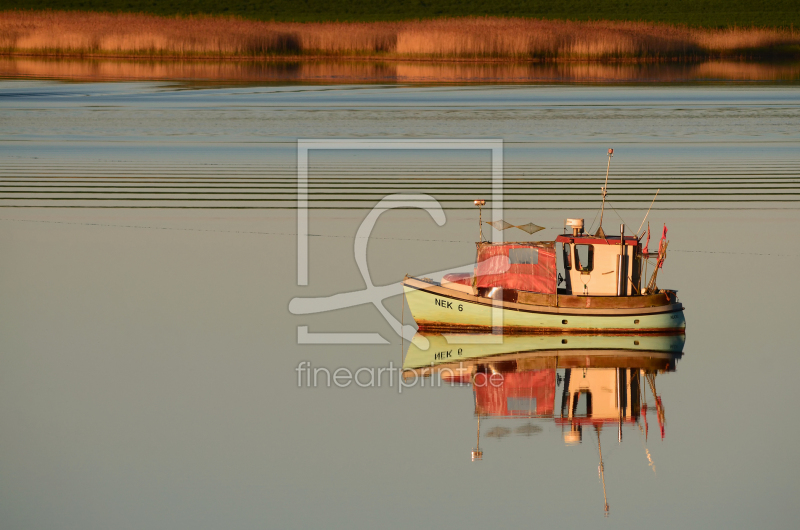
472, 388, 483, 461
639, 427, 657, 475
637, 370, 657, 473
472, 416, 483, 461
596, 426, 609, 516
645, 372, 666, 438
617, 368, 623, 443
640, 369, 649, 440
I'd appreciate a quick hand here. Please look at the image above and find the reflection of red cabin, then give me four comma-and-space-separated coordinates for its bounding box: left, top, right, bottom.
474, 370, 556, 417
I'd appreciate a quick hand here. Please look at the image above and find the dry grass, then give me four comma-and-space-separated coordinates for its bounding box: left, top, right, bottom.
1, 11, 798, 60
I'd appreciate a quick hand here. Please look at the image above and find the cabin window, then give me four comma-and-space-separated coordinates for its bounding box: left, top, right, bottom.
572, 391, 593, 417
507, 397, 537, 413
509, 247, 538, 265
562, 243, 572, 270
574, 244, 593, 272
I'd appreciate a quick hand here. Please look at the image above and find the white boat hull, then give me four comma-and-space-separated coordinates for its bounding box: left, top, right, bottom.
403, 277, 685, 334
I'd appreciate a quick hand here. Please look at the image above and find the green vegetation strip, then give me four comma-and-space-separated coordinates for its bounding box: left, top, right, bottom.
4, 0, 800, 27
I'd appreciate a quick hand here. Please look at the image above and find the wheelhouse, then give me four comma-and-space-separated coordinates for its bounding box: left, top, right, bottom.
555, 233, 641, 296
442, 233, 643, 299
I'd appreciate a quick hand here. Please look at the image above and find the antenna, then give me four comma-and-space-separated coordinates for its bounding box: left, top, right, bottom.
474, 200, 486, 242
636, 189, 660, 236
596, 148, 613, 238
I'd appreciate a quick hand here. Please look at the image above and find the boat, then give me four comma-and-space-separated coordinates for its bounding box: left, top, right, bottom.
402, 149, 685, 334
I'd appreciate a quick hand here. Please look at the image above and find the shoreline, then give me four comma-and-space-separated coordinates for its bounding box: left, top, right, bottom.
2, 56, 799, 83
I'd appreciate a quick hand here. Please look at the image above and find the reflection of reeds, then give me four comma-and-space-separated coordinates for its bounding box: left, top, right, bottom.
1, 11, 799, 60
691, 60, 800, 81
3, 57, 798, 83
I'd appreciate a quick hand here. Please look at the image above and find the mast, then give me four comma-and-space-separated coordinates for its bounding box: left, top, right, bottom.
596, 148, 613, 238
474, 200, 486, 242
617, 224, 626, 297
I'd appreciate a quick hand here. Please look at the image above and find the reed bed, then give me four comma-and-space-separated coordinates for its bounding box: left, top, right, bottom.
1, 11, 798, 60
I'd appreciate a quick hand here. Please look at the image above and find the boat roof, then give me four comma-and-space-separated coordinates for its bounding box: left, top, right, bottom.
475, 241, 555, 248
555, 234, 639, 246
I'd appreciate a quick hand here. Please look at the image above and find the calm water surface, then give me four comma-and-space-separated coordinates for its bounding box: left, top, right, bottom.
0, 81, 799, 529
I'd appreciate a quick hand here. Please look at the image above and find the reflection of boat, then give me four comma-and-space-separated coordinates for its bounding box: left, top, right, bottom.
403, 332, 676, 428
403, 332, 684, 372
403, 332, 681, 515
402, 150, 685, 334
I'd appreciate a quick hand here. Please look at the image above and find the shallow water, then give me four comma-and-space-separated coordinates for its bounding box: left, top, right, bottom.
0, 81, 799, 529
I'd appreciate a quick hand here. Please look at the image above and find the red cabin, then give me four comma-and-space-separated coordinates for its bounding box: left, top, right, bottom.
443, 242, 558, 295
